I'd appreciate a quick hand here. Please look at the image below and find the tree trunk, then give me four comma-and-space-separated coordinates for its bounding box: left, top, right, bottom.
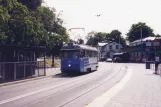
52, 55, 54, 67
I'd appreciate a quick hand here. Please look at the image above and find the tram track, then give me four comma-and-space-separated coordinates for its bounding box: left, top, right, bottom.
61, 66, 126, 107
0, 63, 113, 104
18, 67, 114, 107
20, 65, 126, 107
0, 63, 111, 97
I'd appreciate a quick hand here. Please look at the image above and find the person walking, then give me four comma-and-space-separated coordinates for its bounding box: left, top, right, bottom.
154, 55, 160, 74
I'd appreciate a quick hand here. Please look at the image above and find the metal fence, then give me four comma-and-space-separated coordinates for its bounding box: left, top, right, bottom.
158, 64, 161, 76
0, 61, 45, 83
151, 63, 161, 76
150, 62, 155, 70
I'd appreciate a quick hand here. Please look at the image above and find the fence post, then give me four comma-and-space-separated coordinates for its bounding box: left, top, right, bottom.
14, 63, 16, 80
24, 62, 26, 78
3, 63, 5, 80
38, 62, 39, 77
44, 54, 46, 76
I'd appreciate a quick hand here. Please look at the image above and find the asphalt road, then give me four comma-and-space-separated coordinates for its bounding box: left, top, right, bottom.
0, 62, 127, 107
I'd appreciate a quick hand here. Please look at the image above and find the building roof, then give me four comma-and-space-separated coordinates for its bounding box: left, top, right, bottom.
98, 42, 108, 46
143, 37, 156, 41
0, 44, 46, 52
130, 37, 157, 46
131, 37, 156, 44
98, 42, 122, 47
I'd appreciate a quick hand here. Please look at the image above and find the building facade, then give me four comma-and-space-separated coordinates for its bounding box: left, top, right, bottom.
97, 42, 123, 59
123, 37, 161, 62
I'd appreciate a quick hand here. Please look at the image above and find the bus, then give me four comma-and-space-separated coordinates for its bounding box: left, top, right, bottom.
60, 43, 98, 74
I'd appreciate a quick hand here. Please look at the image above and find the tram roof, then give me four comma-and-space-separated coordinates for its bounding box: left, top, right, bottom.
61, 43, 97, 51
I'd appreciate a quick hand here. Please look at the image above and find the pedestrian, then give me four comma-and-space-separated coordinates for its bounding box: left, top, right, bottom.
154, 55, 160, 74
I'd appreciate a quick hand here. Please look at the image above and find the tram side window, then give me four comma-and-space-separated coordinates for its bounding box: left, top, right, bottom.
85, 51, 92, 57
80, 50, 85, 58
84, 50, 98, 58
85, 51, 88, 57
89, 51, 92, 57
93, 51, 97, 57
88, 51, 92, 57
92, 51, 96, 57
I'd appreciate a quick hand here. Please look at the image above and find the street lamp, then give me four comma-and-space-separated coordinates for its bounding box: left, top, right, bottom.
140, 27, 144, 60
140, 27, 143, 46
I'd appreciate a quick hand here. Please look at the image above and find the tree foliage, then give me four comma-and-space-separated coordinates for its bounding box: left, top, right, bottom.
0, 0, 69, 59
155, 34, 161, 37
0, 0, 44, 45
126, 22, 154, 42
17, 0, 42, 10
86, 31, 106, 47
77, 38, 84, 44
86, 30, 126, 47
106, 30, 126, 46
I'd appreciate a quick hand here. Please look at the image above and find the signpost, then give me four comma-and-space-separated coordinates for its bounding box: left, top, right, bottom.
146, 40, 152, 47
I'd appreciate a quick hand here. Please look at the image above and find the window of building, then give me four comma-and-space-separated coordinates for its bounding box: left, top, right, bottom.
116, 45, 119, 49
109, 45, 112, 50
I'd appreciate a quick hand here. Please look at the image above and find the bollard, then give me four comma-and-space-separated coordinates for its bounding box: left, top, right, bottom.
145, 61, 150, 69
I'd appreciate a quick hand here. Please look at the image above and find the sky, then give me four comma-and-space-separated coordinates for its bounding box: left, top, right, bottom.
44, 0, 161, 40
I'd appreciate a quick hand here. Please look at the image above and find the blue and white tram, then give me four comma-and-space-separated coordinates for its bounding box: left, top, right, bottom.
60, 43, 98, 74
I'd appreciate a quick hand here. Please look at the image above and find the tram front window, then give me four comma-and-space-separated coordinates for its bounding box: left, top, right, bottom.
61, 50, 80, 58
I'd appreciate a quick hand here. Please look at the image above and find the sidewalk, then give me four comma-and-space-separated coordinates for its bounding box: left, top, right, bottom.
0, 68, 61, 87
105, 64, 161, 107
46, 68, 61, 76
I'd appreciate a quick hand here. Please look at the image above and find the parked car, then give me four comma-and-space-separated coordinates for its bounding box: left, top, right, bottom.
142, 58, 146, 63
99, 57, 106, 62
113, 52, 130, 63
113, 57, 122, 63
106, 58, 113, 62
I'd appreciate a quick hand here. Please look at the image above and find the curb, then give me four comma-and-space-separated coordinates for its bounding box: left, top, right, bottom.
85, 67, 132, 107
0, 68, 61, 87
0, 75, 52, 87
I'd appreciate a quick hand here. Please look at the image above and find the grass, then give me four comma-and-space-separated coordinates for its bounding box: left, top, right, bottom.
37, 57, 60, 68
46, 58, 60, 68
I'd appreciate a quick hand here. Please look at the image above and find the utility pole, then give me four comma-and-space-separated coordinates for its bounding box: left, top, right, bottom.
119, 36, 120, 45
140, 27, 143, 59
141, 28, 143, 45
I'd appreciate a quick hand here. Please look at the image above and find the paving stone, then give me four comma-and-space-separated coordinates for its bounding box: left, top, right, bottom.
104, 64, 161, 107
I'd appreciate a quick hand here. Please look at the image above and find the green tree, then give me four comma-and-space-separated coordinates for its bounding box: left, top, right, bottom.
106, 30, 126, 46
0, 0, 45, 45
86, 31, 107, 47
77, 38, 84, 44
86, 30, 126, 47
17, 0, 42, 10
0, 0, 69, 67
155, 34, 161, 37
127, 22, 154, 42
37, 6, 68, 67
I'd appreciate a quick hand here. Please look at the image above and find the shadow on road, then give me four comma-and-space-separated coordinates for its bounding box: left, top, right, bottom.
52, 71, 94, 78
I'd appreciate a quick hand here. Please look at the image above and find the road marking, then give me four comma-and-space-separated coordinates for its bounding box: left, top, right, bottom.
85, 68, 132, 107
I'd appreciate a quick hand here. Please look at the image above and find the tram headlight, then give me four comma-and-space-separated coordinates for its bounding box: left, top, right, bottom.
68, 64, 71, 67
